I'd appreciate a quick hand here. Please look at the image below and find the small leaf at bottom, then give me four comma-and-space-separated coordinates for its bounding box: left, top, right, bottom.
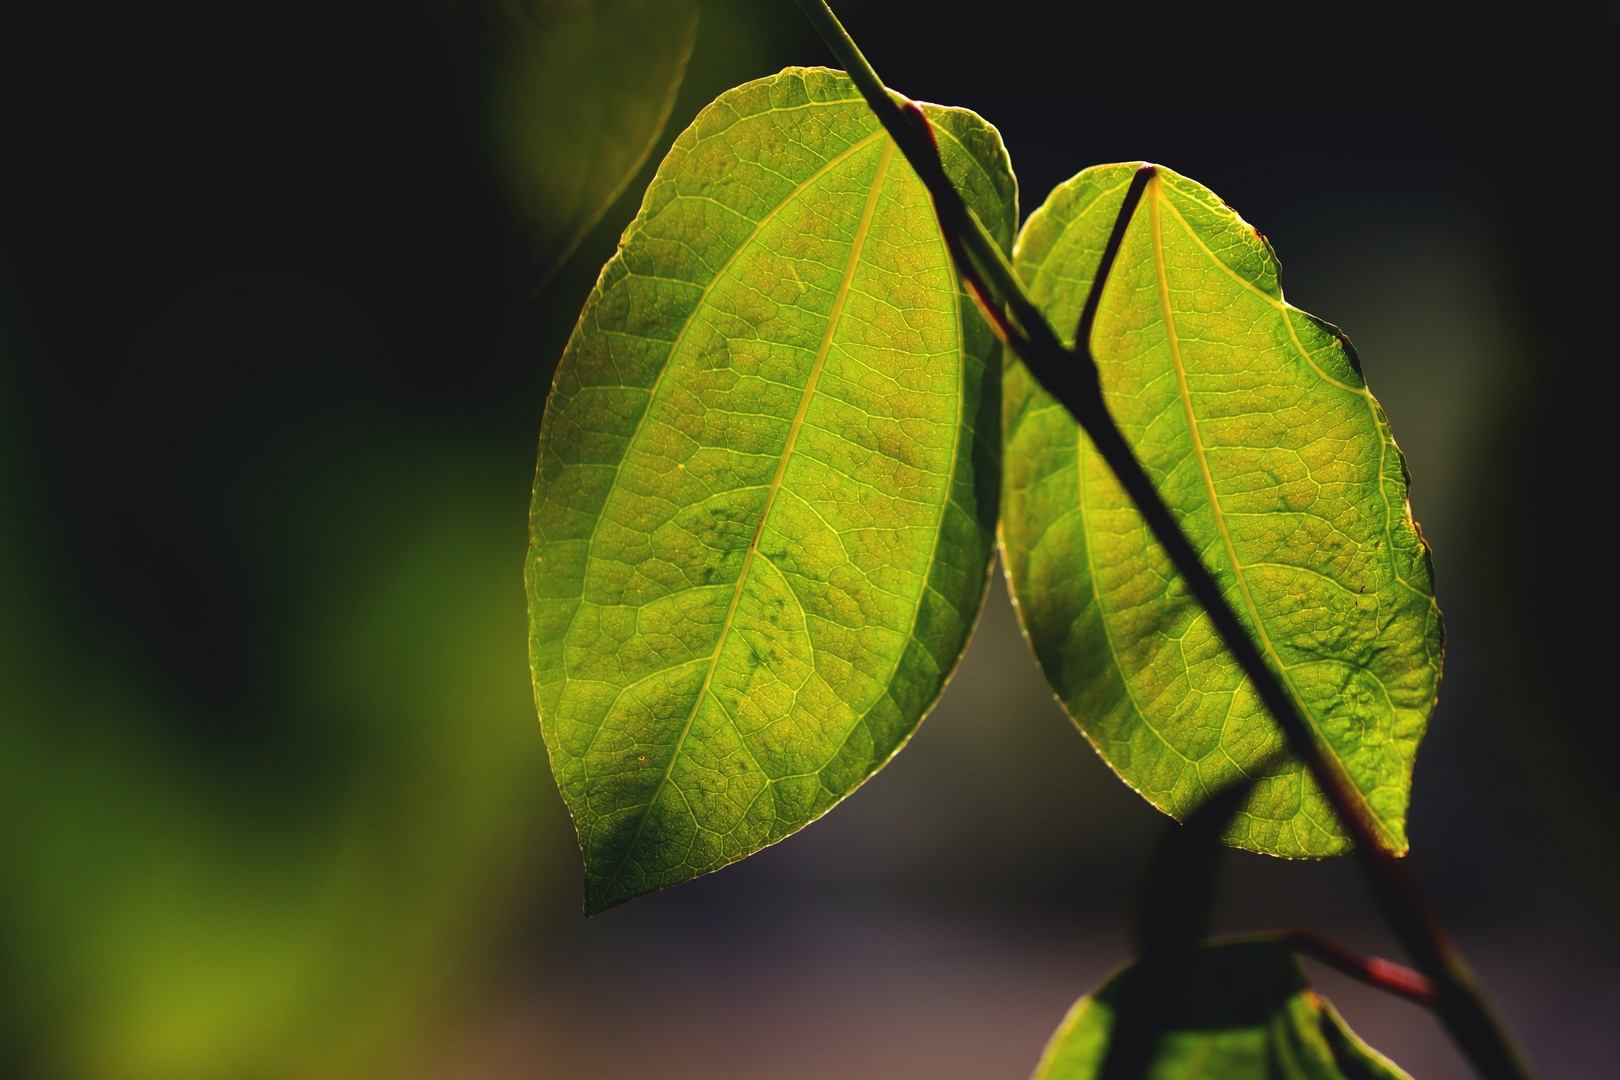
1032, 940, 1412, 1080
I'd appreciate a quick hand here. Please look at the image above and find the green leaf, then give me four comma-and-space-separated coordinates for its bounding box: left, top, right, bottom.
527, 67, 1017, 912
1001, 163, 1441, 856
480, 0, 699, 283
1032, 940, 1412, 1080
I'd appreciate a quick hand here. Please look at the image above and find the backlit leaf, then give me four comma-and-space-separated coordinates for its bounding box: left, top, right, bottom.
1032, 940, 1412, 1080
528, 68, 1017, 912
1001, 163, 1442, 856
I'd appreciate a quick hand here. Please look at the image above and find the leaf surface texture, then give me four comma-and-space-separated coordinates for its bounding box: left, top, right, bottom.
1032, 940, 1412, 1080
528, 68, 1016, 911
1002, 163, 1442, 855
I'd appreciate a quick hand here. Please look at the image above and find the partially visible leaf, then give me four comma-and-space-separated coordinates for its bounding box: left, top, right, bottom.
1032, 940, 1412, 1080
1001, 163, 1442, 856
528, 68, 1017, 912
477, 0, 699, 283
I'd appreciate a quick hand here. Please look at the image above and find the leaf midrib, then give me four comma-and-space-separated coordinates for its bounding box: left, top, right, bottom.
567, 126, 888, 671
1146, 177, 1383, 843
602, 137, 899, 893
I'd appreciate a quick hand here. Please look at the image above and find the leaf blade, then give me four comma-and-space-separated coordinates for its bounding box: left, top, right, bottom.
1002, 163, 1442, 856
528, 68, 1016, 911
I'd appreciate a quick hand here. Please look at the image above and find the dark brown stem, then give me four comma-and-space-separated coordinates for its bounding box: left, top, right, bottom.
1099, 775, 1259, 1080
791, 3, 1536, 1079
1074, 163, 1156, 348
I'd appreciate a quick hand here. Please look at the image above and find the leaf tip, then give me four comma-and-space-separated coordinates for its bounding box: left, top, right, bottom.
581, 876, 631, 917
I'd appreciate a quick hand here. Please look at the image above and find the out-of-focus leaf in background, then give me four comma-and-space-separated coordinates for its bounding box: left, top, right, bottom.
1031, 940, 1410, 1080
444, 0, 699, 284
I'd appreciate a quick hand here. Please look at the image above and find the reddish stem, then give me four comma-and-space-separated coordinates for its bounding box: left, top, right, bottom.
1284, 930, 1437, 1008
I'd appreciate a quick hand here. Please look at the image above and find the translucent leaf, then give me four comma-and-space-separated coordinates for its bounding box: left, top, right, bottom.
1001, 163, 1442, 856
481, 0, 699, 283
1032, 940, 1412, 1080
527, 68, 1017, 912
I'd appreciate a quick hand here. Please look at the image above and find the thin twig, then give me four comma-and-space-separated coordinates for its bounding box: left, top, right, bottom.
790, 3, 1537, 1078
1282, 930, 1437, 1008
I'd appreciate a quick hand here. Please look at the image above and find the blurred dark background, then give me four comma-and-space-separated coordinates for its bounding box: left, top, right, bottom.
0, 1, 1614, 1077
